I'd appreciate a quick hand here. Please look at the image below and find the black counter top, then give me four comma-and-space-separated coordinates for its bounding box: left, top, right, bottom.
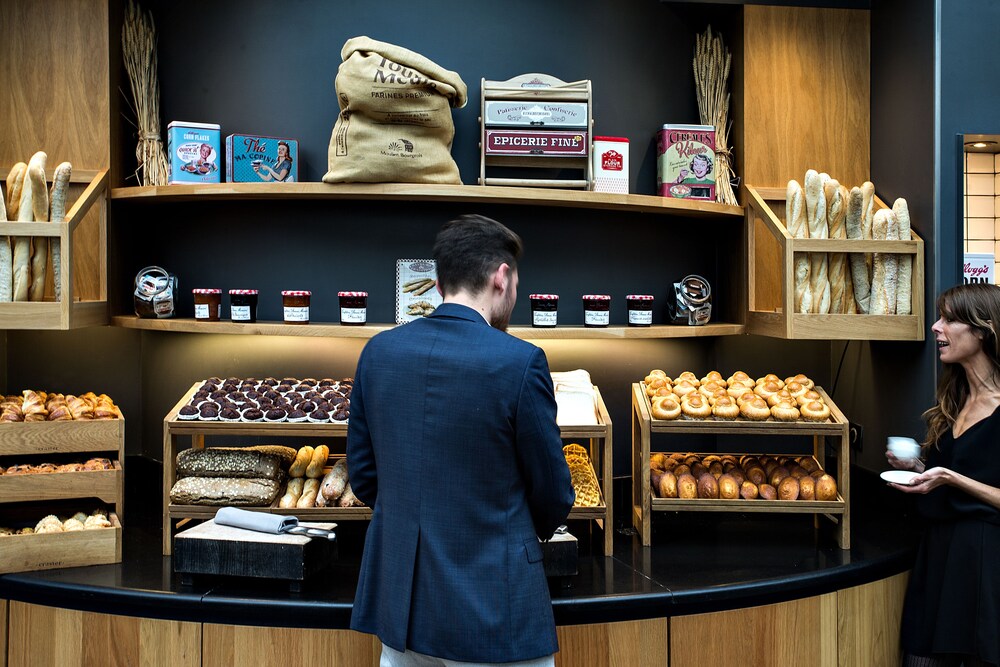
0, 459, 921, 628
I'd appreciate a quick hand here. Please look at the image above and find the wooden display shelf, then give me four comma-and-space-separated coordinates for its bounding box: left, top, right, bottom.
109, 182, 744, 220
113, 316, 744, 340
0, 512, 121, 574
631, 383, 850, 549
0, 418, 124, 455
163, 382, 615, 557
0, 460, 122, 505
0, 169, 109, 329
745, 184, 924, 340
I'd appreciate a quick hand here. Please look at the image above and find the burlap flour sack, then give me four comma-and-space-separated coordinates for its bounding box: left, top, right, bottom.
323, 36, 468, 184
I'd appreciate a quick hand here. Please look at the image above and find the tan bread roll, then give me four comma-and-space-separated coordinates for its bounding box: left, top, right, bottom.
305, 444, 329, 478
861, 181, 875, 277
28, 163, 49, 301
296, 478, 320, 508
893, 198, 912, 315
49, 162, 71, 301
805, 170, 830, 314
278, 477, 305, 508
12, 156, 44, 301
321, 459, 349, 500
5, 162, 27, 221
826, 181, 849, 313
787, 179, 812, 313
846, 186, 870, 313
288, 445, 314, 478
870, 208, 900, 315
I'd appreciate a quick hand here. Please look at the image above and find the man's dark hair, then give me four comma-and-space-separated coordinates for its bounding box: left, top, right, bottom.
433, 214, 523, 296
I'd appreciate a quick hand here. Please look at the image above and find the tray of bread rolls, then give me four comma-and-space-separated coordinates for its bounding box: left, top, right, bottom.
0, 504, 121, 573
637, 369, 847, 435
0, 457, 121, 505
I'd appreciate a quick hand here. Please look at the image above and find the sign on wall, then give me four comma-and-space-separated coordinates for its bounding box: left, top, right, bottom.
964, 253, 995, 284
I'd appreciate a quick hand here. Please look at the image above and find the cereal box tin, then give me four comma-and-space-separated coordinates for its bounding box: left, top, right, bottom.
656, 124, 716, 201
226, 134, 298, 183
591, 136, 629, 194
483, 101, 589, 128
485, 129, 588, 157
167, 121, 221, 184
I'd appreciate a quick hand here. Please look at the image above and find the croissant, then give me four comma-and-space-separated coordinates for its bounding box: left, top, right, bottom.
0, 409, 23, 422
46, 404, 73, 421
93, 396, 118, 420
66, 395, 94, 420
21, 390, 48, 422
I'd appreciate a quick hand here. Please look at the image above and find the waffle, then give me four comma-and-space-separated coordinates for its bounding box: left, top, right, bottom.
563, 442, 602, 507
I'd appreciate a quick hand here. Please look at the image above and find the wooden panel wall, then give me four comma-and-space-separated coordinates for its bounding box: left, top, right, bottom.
203, 623, 380, 667
837, 572, 908, 667
1, 600, 6, 667
7, 602, 200, 667
670, 594, 838, 666
556, 618, 667, 666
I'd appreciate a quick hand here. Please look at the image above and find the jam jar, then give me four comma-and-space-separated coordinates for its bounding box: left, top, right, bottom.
281, 290, 311, 325
626, 294, 654, 326
229, 289, 258, 323
338, 291, 368, 326
192, 288, 221, 321
582, 294, 611, 327
529, 294, 558, 328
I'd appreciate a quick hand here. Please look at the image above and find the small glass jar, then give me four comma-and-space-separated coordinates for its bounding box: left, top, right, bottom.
338, 291, 368, 326
281, 290, 311, 325
582, 294, 611, 328
529, 294, 558, 328
193, 289, 221, 321
626, 294, 654, 327
229, 289, 259, 323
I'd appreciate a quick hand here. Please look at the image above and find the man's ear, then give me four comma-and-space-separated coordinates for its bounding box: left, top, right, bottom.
494, 263, 511, 291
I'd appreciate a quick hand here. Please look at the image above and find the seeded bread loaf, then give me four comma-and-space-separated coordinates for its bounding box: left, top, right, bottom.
176, 448, 284, 480
169, 476, 281, 506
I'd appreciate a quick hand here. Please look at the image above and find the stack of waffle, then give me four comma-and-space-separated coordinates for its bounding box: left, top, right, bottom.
563, 443, 601, 507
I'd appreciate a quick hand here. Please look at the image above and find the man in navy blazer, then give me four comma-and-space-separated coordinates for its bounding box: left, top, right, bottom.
347, 214, 575, 666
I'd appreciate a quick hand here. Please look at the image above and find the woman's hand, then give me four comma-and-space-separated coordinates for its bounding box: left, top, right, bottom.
890, 466, 952, 494
886, 449, 925, 472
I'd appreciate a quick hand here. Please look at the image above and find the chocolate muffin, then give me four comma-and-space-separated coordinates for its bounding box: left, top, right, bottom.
199, 404, 220, 420
285, 392, 302, 403
219, 406, 241, 421
318, 378, 336, 387
332, 407, 349, 422
242, 407, 264, 422
178, 405, 200, 420
210, 390, 228, 401
264, 408, 287, 422
298, 401, 317, 414
276, 384, 294, 394
287, 409, 307, 422
308, 408, 330, 423
261, 377, 279, 387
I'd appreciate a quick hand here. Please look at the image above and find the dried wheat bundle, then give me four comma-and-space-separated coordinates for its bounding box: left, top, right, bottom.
693, 26, 738, 206
122, 0, 168, 186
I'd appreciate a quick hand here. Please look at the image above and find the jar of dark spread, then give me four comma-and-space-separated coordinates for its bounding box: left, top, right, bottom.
281, 290, 311, 325
229, 289, 258, 323
193, 289, 221, 321
626, 294, 654, 327
338, 291, 368, 326
582, 294, 611, 327
529, 294, 558, 328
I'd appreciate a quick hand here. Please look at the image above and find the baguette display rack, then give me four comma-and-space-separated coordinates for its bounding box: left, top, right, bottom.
0, 416, 124, 572
163, 383, 614, 556
630, 383, 850, 549
745, 183, 924, 340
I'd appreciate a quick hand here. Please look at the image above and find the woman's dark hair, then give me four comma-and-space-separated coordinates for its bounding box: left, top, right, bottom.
433, 214, 522, 296
277, 141, 293, 164
923, 282, 1000, 447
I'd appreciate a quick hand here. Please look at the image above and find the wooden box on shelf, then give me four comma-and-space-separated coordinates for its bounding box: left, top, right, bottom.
630, 383, 850, 549
0, 512, 121, 574
745, 183, 924, 340
561, 387, 613, 557
0, 169, 109, 329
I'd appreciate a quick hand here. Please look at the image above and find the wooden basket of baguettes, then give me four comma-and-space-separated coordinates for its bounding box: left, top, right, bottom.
745, 170, 924, 340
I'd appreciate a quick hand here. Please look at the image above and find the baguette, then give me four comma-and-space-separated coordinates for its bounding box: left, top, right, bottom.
805, 170, 830, 314
787, 180, 812, 314
846, 187, 870, 313
49, 162, 72, 301
870, 209, 900, 315
1, 163, 27, 303
28, 163, 49, 301
278, 477, 305, 509
288, 445, 314, 478
321, 459, 349, 500
296, 478, 321, 508
305, 444, 329, 479
893, 198, 912, 315
5, 162, 26, 221
12, 161, 39, 301
861, 181, 875, 278
337, 481, 364, 507
826, 181, 849, 313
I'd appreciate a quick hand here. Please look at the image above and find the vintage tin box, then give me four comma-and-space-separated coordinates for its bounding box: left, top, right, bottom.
484, 129, 588, 157
226, 134, 298, 183
655, 124, 716, 201
167, 121, 221, 184
483, 101, 588, 128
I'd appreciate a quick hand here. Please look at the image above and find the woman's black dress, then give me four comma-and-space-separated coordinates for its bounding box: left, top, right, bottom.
900, 407, 1000, 663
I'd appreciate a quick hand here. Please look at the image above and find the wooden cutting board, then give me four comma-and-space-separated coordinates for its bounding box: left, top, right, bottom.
173, 519, 337, 582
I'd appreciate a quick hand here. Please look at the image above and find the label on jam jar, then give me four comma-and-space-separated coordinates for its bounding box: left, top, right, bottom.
194, 304, 210, 319
584, 310, 610, 326
628, 309, 652, 325
231, 306, 251, 321
533, 310, 557, 327
284, 307, 309, 322
341, 307, 366, 324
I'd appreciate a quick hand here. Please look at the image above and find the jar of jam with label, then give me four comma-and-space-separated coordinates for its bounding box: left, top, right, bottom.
281, 290, 311, 325
193, 289, 221, 321
626, 294, 654, 327
338, 291, 368, 326
582, 294, 611, 327
229, 289, 258, 323
529, 294, 558, 328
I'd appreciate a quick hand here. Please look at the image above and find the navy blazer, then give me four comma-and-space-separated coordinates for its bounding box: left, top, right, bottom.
347, 302, 575, 663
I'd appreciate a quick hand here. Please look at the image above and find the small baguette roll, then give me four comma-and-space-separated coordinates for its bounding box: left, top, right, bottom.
296, 478, 320, 508
12, 164, 36, 302
321, 459, 349, 500
826, 181, 849, 313
805, 171, 829, 314
305, 444, 329, 478
787, 180, 812, 314
870, 209, 900, 315
846, 186, 870, 313
288, 445, 314, 478
49, 162, 72, 302
278, 477, 305, 509
893, 198, 912, 315
27, 163, 49, 301
861, 181, 875, 277
5, 162, 27, 221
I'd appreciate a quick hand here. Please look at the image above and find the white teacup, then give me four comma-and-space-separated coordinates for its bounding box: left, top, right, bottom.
887, 436, 921, 461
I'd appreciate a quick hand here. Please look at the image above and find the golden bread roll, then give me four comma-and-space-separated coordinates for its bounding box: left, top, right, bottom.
798, 457, 821, 473
740, 397, 771, 421
680, 393, 712, 418
755, 373, 784, 388
718, 473, 740, 499
658, 471, 678, 499
727, 467, 746, 486
677, 473, 698, 499
815, 474, 838, 501
701, 371, 726, 386
673, 464, 691, 477
784, 373, 814, 390
708, 461, 724, 477
784, 382, 808, 399
767, 389, 794, 407
690, 462, 708, 479
712, 396, 740, 419
727, 371, 752, 386
754, 380, 783, 401
735, 390, 758, 406
746, 466, 767, 486
770, 401, 801, 422
777, 475, 800, 501
650, 469, 664, 497
800, 401, 831, 422
676, 371, 700, 386
645, 377, 669, 396
651, 396, 682, 420
699, 380, 726, 397
769, 466, 791, 487
740, 481, 759, 500
758, 483, 778, 500
798, 475, 816, 500
697, 473, 720, 499
650, 453, 667, 471
672, 379, 698, 397
797, 389, 824, 406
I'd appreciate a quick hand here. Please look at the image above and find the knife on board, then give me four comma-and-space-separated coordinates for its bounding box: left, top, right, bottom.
214, 506, 337, 540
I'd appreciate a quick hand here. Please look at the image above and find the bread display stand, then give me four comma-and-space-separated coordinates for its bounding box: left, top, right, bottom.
630, 383, 850, 549
479, 73, 593, 189
745, 184, 924, 340
0, 417, 125, 572
564, 387, 613, 557
0, 168, 109, 329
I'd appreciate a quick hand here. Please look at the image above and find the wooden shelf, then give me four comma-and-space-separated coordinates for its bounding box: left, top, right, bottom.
109, 182, 744, 219
112, 316, 745, 339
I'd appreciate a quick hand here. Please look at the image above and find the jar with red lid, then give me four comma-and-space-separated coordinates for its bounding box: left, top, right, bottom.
281, 290, 311, 325
193, 289, 221, 321
626, 294, 654, 327
338, 291, 368, 326
582, 294, 611, 327
529, 294, 558, 328
229, 289, 258, 323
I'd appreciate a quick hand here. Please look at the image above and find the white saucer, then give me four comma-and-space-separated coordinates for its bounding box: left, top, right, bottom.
880, 469, 918, 485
